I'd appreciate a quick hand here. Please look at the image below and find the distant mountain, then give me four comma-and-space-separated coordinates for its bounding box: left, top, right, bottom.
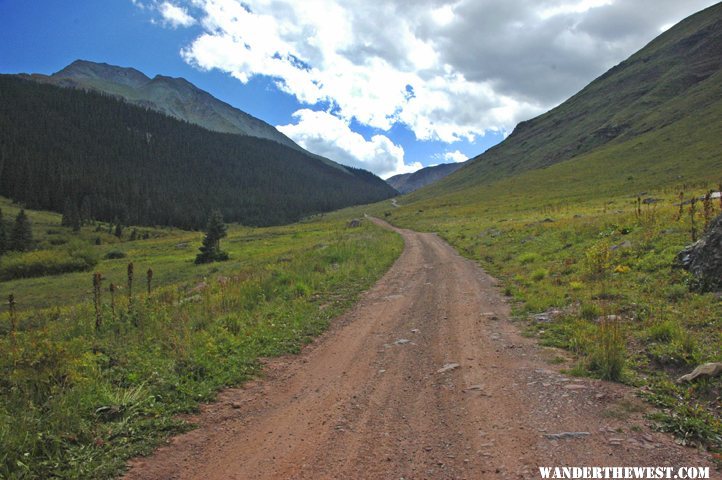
0, 76, 396, 229
411, 2, 722, 199
23, 60, 348, 172
387, 162, 464, 194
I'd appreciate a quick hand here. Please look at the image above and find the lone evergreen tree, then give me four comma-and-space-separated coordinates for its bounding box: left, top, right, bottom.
79, 196, 93, 225
62, 200, 81, 232
0, 209, 7, 255
10, 209, 33, 252
195, 210, 229, 264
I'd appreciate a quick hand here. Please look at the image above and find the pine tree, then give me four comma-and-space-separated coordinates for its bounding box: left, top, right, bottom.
10, 209, 33, 251
0, 209, 7, 255
62, 200, 81, 232
195, 210, 229, 264
79, 196, 93, 225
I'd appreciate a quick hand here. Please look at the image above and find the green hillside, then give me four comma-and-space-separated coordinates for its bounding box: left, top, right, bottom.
410, 2, 722, 201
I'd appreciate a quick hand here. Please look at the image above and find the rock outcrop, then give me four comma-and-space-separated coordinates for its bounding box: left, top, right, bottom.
675, 213, 722, 292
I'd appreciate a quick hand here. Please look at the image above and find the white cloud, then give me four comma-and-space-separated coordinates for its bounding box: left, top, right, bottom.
538, 0, 613, 20
277, 110, 420, 179
178, 0, 535, 147
158, 2, 196, 28
137, 0, 718, 175
438, 150, 468, 163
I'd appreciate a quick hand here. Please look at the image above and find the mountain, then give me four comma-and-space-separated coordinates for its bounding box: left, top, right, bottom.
23, 60, 348, 172
0, 76, 396, 229
409, 2, 722, 200
387, 162, 464, 194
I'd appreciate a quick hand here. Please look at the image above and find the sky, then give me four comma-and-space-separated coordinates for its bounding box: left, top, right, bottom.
0, 0, 718, 179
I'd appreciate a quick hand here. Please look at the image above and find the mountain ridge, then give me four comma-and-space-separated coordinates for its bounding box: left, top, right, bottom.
386, 162, 464, 194
22, 60, 351, 173
409, 2, 722, 199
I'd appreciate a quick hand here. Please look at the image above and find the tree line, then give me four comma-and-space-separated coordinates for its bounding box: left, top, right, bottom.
0, 76, 396, 230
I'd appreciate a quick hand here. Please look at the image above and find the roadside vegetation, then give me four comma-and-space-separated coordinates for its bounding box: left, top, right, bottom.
0, 197, 402, 478
373, 166, 722, 456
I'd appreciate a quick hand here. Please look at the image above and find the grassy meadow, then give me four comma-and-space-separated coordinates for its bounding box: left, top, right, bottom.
0, 198, 403, 478
368, 151, 722, 456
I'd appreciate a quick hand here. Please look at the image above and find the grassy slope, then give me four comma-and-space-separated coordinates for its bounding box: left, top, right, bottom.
0, 200, 403, 478
373, 159, 722, 454
363, 4, 722, 456
412, 2, 722, 199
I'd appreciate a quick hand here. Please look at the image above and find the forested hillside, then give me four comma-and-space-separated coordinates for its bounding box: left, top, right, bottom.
0, 76, 396, 229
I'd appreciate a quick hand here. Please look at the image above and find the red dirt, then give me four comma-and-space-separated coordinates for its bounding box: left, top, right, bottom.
124, 219, 714, 479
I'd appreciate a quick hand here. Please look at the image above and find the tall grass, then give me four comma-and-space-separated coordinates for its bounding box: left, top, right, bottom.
589, 315, 625, 381
373, 183, 722, 451
0, 219, 402, 478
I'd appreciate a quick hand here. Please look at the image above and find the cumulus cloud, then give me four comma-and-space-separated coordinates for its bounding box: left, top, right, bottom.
438, 150, 468, 163
158, 2, 196, 27
277, 110, 420, 179
178, 0, 537, 145
136, 0, 717, 174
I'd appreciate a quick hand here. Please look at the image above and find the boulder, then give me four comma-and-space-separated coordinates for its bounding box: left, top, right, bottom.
674, 213, 722, 292
676, 362, 722, 383
347, 218, 362, 228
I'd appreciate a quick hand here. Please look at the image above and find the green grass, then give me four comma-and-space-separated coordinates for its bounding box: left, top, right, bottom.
370, 176, 722, 452
0, 202, 403, 478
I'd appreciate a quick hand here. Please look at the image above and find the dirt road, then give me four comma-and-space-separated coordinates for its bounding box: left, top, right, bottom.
125, 219, 712, 479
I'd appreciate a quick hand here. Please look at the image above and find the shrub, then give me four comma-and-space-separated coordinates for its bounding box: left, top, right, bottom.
584, 239, 612, 277
665, 284, 687, 302
0, 245, 98, 280
518, 252, 540, 264
588, 317, 625, 381
580, 303, 601, 321
647, 319, 679, 343
104, 250, 127, 260
531, 268, 548, 281
293, 281, 312, 298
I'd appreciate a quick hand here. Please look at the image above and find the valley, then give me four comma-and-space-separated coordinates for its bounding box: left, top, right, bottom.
1, 2, 721, 479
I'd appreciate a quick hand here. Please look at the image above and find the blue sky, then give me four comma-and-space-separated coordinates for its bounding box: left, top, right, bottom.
1, 0, 716, 178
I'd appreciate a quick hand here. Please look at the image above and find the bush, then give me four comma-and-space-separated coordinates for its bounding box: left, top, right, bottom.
584, 240, 612, 277
531, 268, 548, 281
647, 320, 680, 343
665, 284, 687, 302
588, 317, 625, 381
0, 245, 98, 280
580, 303, 601, 321
518, 252, 540, 264
293, 281, 311, 298
104, 250, 127, 260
